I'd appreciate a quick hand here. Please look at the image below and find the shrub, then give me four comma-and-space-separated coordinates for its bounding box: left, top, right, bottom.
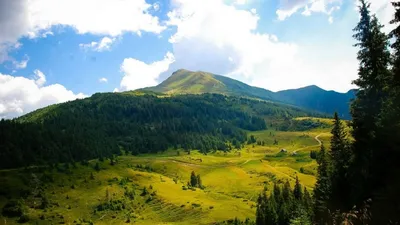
2, 200, 24, 217
96, 200, 125, 211
124, 188, 135, 200
18, 213, 30, 223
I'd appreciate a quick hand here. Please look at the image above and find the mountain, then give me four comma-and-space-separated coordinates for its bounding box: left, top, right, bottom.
145, 69, 276, 100
0, 92, 320, 169
144, 69, 356, 119
274, 85, 356, 119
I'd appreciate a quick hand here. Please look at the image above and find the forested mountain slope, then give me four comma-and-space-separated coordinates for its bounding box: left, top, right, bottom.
0, 92, 320, 169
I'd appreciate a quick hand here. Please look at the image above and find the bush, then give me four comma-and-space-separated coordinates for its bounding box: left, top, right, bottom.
146, 196, 153, 203
2, 200, 24, 217
18, 213, 30, 223
124, 188, 135, 200
96, 200, 125, 211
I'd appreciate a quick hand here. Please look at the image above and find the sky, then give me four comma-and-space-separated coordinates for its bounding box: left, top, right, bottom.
0, 0, 394, 118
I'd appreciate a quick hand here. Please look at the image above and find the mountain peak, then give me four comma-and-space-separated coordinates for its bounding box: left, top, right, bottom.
143, 69, 355, 119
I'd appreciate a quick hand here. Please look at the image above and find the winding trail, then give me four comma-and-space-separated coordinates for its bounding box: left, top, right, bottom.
291, 133, 323, 155
314, 133, 323, 146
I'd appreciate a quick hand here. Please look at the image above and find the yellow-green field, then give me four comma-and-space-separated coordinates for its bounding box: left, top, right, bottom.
0, 118, 333, 225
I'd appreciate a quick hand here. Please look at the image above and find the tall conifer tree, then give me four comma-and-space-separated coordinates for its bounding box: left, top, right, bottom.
350, 0, 391, 209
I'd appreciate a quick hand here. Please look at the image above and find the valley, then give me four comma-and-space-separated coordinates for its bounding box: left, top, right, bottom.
0, 123, 331, 224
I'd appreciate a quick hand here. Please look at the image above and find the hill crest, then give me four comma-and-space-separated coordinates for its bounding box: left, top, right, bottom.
144, 69, 355, 119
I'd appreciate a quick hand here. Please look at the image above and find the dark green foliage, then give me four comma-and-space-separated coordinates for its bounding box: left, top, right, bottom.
247, 135, 257, 144
256, 180, 312, 225
18, 213, 30, 223
282, 180, 291, 202
369, 1, 400, 222
347, 0, 400, 223
140, 187, 148, 196
303, 187, 313, 218
278, 118, 330, 132
309, 150, 318, 159
96, 199, 125, 211
329, 112, 351, 211
2, 199, 24, 217
313, 144, 332, 224
0, 93, 286, 169
190, 171, 198, 187
94, 163, 100, 172
350, 0, 392, 207
293, 176, 303, 201
214, 218, 255, 225
124, 187, 135, 200
256, 193, 278, 225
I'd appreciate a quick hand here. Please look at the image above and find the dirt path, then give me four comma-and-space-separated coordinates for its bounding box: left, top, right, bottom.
240, 159, 251, 166
291, 133, 323, 155
314, 133, 323, 146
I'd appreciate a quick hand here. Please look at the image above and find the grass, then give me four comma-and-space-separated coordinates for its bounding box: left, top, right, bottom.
0, 117, 332, 224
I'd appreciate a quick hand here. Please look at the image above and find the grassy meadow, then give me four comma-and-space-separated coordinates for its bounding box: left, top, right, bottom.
0, 118, 333, 225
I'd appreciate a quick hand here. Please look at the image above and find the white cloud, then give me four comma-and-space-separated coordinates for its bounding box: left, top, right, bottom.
80, 37, 116, 52
153, 2, 160, 11
12, 55, 29, 69
234, 0, 247, 5
117, 52, 175, 91
33, 69, 46, 87
276, 0, 341, 21
162, 0, 358, 92
354, 0, 394, 33
0, 0, 165, 63
0, 70, 86, 118
99, 77, 108, 83
328, 16, 334, 24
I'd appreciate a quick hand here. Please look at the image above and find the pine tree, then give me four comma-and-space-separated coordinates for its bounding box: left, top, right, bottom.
329, 112, 351, 210
350, 0, 392, 208
303, 187, 313, 219
313, 144, 332, 224
282, 180, 291, 202
365, 2, 400, 223
265, 193, 279, 225
293, 175, 303, 201
190, 171, 198, 187
273, 183, 282, 205
256, 193, 267, 225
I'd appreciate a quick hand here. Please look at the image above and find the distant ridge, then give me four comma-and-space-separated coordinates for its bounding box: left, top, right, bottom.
143, 69, 355, 119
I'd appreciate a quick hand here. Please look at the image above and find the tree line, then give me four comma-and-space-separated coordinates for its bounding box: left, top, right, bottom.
0, 93, 314, 169
256, 1, 400, 223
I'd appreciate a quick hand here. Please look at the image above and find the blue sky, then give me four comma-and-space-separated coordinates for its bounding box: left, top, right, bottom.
0, 0, 393, 118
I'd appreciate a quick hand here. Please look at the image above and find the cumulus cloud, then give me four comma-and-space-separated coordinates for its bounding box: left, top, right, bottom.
0, 70, 86, 118
80, 37, 116, 52
117, 52, 175, 91
276, 0, 341, 21
355, 0, 394, 33
99, 77, 108, 83
0, 0, 165, 62
33, 69, 46, 86
162, 0, 359, 92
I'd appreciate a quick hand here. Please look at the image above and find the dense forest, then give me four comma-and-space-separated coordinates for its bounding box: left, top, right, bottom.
255, 0, 400, 224
0, 92, 317, 169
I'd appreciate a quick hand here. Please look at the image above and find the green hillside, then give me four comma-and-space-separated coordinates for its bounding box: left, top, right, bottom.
0, 91, 322, 170
144, 69, 355, 119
